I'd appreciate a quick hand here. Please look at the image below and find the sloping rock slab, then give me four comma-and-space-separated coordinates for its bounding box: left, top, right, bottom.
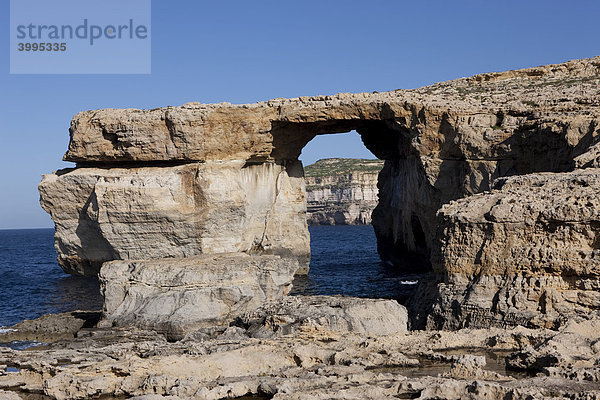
99, 254, 300, 340
234, 295, 408, 337
0, 311, 101, 343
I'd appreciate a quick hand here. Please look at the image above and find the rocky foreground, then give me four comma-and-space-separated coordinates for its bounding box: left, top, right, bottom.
1, 298, 600, 399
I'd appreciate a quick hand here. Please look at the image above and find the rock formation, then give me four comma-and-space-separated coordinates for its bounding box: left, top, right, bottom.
40, 161, 309, 277
304, 158, 383, 225
411, 169, 600, 330
39, 56, 600, 331
234, 295, 408, 336
99, 254, 301, 340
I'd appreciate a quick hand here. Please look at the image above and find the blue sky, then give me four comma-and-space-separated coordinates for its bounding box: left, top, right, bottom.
1, 0, 599, 229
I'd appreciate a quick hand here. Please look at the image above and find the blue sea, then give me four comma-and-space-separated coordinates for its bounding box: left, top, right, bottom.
0, 229, 102, 327
290, 225, 420, 299
0, 226, 419, 328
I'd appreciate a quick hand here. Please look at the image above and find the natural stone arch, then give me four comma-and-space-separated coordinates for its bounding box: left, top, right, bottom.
270, 119, 436, 270
44, 68, 600, 277
39, 57, 600, 332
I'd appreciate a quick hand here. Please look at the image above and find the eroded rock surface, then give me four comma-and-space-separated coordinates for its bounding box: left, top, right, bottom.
2, 310, 600, 399
234, 295, 408, 337
411, 169, 600, 329
99, 254, 301, 340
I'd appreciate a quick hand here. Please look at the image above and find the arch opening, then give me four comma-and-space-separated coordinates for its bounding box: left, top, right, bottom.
287, 129, 426, 302
272, 119, 436, 272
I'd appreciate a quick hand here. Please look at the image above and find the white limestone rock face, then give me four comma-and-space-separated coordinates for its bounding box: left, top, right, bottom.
411, 169, 600, 329
99, 253, 300, 339
39, 161, 309, 276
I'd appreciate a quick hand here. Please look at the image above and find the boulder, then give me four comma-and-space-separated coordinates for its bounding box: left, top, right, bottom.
99, 253, 300, 339
234, 295, 408, 337
573, 141, 600, 169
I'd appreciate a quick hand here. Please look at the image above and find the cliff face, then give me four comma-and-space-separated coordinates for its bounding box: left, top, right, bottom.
40, 161, 310, 277
39, 56, 600, 332
304, 158, 383, 225
410, 169, 600, 329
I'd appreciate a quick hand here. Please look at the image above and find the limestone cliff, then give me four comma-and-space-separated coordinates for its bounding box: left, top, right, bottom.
410, 169, 600, 329
304, 158, 383, 225
40, 161, 309, 276
39, 56, 600, 332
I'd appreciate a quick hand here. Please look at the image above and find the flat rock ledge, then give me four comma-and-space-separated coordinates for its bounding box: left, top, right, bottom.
233, 295, 408, 337
99, 254, 302, 340
1, 309, 600, 399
